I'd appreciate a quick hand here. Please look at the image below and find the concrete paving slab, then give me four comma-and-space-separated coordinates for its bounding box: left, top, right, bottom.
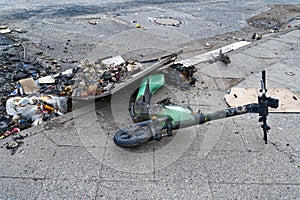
235, 71, 294, 91
228, 52, 279, 77
100, 164, 154, 182
210, 183, 260, 199
233, 60, 300, 93
191, 123, 222, 152
96, 180, 155, 199
198, 61, 244, 79
230, 115, 271, 152
75, 118, 109, 148
0, 133, 56, 179
153, 126, 197, 150
154, 151, 209, 183
202, 150, 299, 184
211, 183, 300, 199
259, 184, 300, 200
72, 102, 109, 148
96, 180, 213, 199
209, 118, 246, 152
43, 120, 84, 146
102, 145, 154, 178
266, 62, 300, 93
40, 179, 98, 200
242, 44, 284, 59
0, 178, 44, 199
284, 29, 300, 39
212, 108, 299, 155
46, 146, 103, 180
268, 114, 300, 153
259, 38, 299, 52
274, 30, 300, 44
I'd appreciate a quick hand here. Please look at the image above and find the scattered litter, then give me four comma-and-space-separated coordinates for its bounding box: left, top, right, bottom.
101, 55, 125, 66
5, 94, 68, 127
251, 33, 262, 41
157, 97, 175, 106
225, 87, 300, 113
136, 23, 142, 28
6, 134, 27, 155
6, 141, 19, 149
38, 75, 56, 84
205, 43, 211, 48
0, 127, 20, 139
208, 49, 231, 64
163, 63, 197, 89
285, 71, 295, 76
232, 37, 246, 41
51, 59, 58, 64
0, 25, 8, 29
0, 27, 11, 34
218, 49, 231, 64
13, 28, 27, 33
0, 26, 11, 34
288, 18, 300, 28
71, 58, 143, 97
89, 20, 98, 25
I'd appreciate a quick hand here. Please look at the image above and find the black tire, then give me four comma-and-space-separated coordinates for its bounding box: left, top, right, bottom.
113, 125, 152, 148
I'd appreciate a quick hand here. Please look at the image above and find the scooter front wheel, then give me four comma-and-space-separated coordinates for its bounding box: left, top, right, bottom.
113, 125, 152, 148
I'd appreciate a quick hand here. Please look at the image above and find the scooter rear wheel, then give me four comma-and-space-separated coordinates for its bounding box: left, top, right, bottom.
113, 126, 152, 148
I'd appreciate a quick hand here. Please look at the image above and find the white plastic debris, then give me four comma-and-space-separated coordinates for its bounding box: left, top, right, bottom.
101, 55, 125, 66
39, 75, 56, 84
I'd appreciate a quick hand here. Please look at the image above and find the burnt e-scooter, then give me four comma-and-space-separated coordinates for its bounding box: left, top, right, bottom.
113, 70, 279, 147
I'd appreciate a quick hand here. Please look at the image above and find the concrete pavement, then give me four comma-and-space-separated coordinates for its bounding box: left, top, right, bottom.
0, 25, 299, 199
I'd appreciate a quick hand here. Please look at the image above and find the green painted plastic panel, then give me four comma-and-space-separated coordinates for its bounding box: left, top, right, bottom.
136, 74, 165, 100
155, 105, 194, 123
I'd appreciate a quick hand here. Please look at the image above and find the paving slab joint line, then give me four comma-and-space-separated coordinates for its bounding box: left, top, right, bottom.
198, 161, 214, 198
0, 176, 51, 181
231, 118, 248, 151
270, 141, 299, 163
42, 131, 58, 146
44, 147, 57, 179
209, 181, 300, 186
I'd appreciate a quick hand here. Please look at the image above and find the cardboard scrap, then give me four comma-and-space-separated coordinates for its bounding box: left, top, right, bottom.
18, 78, 39, 95
225, 87, 300, 113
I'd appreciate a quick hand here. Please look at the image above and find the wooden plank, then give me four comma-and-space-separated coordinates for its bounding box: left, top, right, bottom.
224, 87, 300, 113
177, 41, 251, 67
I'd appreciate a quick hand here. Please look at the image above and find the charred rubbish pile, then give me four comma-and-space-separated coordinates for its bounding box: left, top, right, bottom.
0, 53, 143, 147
